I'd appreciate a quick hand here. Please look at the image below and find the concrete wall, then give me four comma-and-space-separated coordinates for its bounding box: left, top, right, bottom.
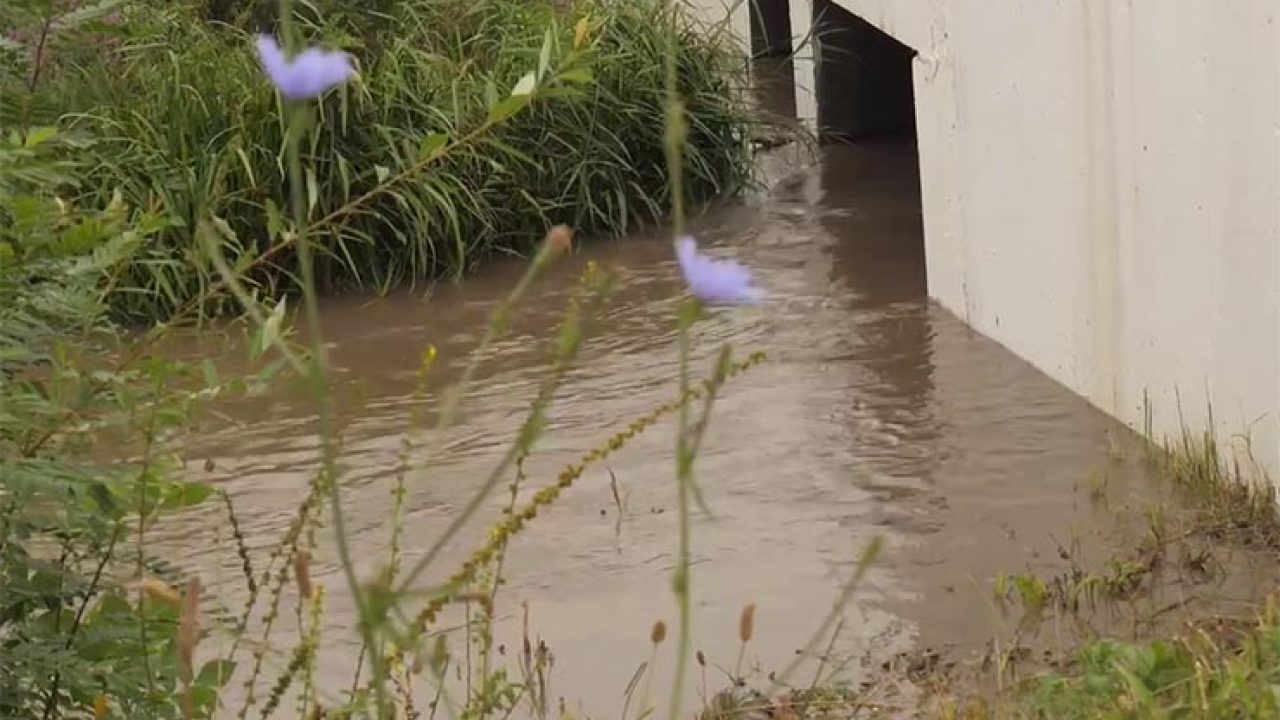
697, 0, 1280, 482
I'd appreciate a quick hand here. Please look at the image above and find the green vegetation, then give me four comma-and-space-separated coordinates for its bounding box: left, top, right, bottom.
0, 124, 246, 717
3, 0, 754, 322
1, 0, 768, 716
706, 428, 1280, 720
910, 429, 1280, 720
922, 602, 1280, 720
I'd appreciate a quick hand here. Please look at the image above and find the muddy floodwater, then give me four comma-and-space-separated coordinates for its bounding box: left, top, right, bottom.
151, 66, 1277, 718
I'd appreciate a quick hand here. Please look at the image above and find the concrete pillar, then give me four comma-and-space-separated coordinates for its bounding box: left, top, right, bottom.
790, 0, 819, 132
813, 0, 916, 142
750, 0, 793, 57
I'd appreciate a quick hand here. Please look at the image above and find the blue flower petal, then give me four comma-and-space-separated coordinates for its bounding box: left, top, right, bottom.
256, 35, 353, 101
675, 236, 765, 305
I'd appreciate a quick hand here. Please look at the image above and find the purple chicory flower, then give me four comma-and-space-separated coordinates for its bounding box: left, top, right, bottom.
675, 235, 765, 305
255, 35, 353, 101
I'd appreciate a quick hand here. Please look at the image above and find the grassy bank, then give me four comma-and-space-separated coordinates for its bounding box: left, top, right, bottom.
2, 0, 754, 322
695, 429, 1280, 720
919, 429, 1280, 719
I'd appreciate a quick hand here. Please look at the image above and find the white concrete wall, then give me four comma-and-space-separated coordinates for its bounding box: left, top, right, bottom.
698, 0, 1280, 482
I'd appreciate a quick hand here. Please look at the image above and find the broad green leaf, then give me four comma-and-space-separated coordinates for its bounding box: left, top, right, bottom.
88, 482, 118, 515
196, 659, 237, 687
488, 95, 529, 124
559, 68, 594, 85
418, 133, 448, 161
23, 127, 57, 148
252, 297, 287, 362
161, 481, 213, 510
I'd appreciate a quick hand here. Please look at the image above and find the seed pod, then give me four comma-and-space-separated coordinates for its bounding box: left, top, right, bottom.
650, 620, 667, 645
739, 603, 756, 644
178, 577, 202, 683
294, 546, 314, 600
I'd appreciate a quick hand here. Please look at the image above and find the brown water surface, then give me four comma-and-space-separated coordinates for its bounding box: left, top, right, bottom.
151, 62, 1277, 719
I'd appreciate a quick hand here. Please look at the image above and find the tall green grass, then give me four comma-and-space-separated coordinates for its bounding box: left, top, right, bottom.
1, 3, 860, 717
8, 0, 753, 322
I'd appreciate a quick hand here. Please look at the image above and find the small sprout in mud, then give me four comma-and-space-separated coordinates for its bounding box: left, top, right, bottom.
1183, 545, 1214, 575
676, 235, 765, 305
739, 603, 757, 644
651, 620, 668, 645
1013, 574, 1047, 612
1088, 471, 1109, 502
702, 686, 772, 720
255, 35, 354, 101
993, 572, 1009, 606
1144, 503, 1168, 545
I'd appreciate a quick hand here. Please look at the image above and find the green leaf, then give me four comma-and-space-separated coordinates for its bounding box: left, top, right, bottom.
161, 481, 213, 510
252, 297, 287, 362
23, 127, 58, 148
264, 198, 284, 240
234, 146, 256, 185
305, 167, 319, 216
418, 133, 448, 162
538, 28, 554, 79
558, 67, 594, 85
89, 482, 118, 515
488, 95, 529, 124
196, 659, 236, 687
